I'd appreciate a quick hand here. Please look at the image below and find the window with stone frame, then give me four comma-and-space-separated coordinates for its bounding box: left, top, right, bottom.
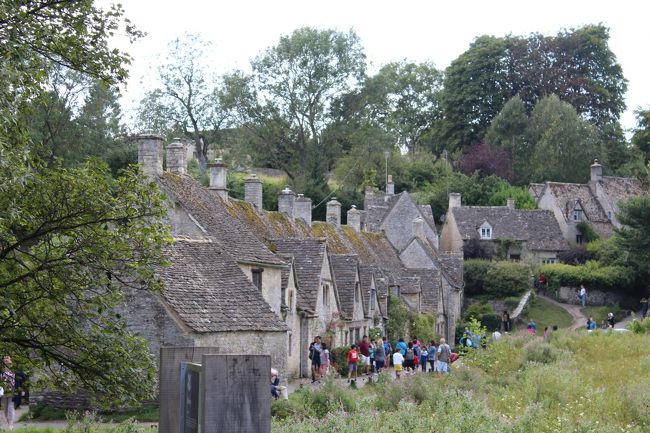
479, 222, 492, 240
370, 288, 376, 311
573, 208, 584, 221
322, 284, 329, 306
576, 234, 584, 244
252, 268, 263, 290
355, 282, 360, 303
542, 258, 557, 264
288, 333, 292, 356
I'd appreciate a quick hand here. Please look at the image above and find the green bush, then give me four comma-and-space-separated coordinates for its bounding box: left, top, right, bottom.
484, 261, 530, 297
541, 263, 635, 292
463, 259, 491, 295
480, 313, 502, 331
628, 317, 650, 334
329, 346, 351, 377
523, 339, 563, 364
409, 313, 436, 344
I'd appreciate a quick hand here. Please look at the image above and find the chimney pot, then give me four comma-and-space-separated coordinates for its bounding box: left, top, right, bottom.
449, 192, 461, 209
278, 186, 295, 219
413, 216, 425, 240
590, 159, 603, 183
244, 173, 263, 211
137, 133, 164, 177
208, 158, 229, 201
166, 139, 186, 174
386, 174, 395, 195
347, 205, 361, 232
326, 198, 342, 228
293, 194, 312, 226
506, 198, 515, 209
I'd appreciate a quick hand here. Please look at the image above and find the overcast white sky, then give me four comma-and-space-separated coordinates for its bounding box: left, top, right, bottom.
110, 0, 649, 132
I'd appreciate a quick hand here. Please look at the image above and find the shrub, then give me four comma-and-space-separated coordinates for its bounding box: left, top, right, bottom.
329, 346, 351, 377
523, 339, 562, 364
541, 263, 636, 292
628, 317, 650, 334
484, 261, 531, 297
479, 313, 502, 331
409, 313, 436, 344
385, 296, 409, 342
463, 259, 491, 295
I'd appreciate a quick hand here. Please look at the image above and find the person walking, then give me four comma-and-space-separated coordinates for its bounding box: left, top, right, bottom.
579, 284, 587, 308
436, 338, 451, 374
382, 337, 392, 369
419, 345, 428, 372
358, 335, 371, 376
374, 339, 386, 371
392, 348, 404, 379
1, 355, 16, 430
320, 343, 330, 376
396, 338, 407, 356
502, 311, 510, 333
309, 336, 322, 384
347, 344, 359, 383
427, 341, 436, 372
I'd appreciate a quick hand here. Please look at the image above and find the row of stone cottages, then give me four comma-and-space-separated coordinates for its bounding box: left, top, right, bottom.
122, 134, 464, 380
439, 160, 644, 263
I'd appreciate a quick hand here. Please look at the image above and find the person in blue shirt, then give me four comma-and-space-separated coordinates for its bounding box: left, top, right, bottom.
396, 338, 408, 356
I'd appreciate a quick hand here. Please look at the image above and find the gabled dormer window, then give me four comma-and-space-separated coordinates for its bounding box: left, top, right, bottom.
479, 222, 492, 240
573, 209, 584, 221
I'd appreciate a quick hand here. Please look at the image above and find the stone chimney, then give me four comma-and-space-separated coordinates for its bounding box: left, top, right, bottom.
347, 205, 361, 232
413, 216, 425, 240
449, 192, 461, 209
294, 194, 312, 226
506, 198, 515, 210
326, 197, 342, 228
386, 174, 395, 195
244, 173, 263, 211
166, 138, 186, 175
137, 133, 164, 177
590, 159, 603, 182
278, 187, 295, 219
208, 158, 229, 201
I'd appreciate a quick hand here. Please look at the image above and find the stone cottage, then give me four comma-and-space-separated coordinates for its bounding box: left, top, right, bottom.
531, 160, 645, 245
130, 134, 464, 380
440, 193, 568, 263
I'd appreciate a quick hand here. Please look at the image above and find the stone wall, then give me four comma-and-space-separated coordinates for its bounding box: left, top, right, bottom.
557, 286, 625, 306
196, 331, 287, 382
238, 264, 283, 317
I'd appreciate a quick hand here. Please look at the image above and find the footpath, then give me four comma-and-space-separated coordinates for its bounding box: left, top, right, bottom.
538, 294, 637, 330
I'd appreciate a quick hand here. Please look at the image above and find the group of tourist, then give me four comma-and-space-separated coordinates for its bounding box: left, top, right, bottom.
306, 334, 457, 386
0, 355, 28, 431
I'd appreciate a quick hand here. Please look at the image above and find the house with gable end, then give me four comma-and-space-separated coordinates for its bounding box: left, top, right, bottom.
532, 160, 645, 245
440, 193, 568, 263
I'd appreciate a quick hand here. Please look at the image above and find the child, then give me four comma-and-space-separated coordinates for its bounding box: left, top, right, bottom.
392, 348, 404, 379
320, 343, 330, 376
347, 344, 359, 383
420, 346, 428, 372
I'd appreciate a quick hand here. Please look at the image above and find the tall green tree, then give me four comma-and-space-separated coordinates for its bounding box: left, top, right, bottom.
485, 96, 530, 181
632, 108, 650, 164
0, 0, 169, 405
616, 193, 650, 280
526, 95, 600, 183
225, 27, 366, 191
437, 25, 627, 153
137, 34, 230, 174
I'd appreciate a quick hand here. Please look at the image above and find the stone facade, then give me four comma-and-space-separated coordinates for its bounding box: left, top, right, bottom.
557, 286, 625, 306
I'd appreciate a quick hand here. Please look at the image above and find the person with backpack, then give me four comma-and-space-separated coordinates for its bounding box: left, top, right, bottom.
320, 343, 330, 376
412, 340, 420, 370
374, 339, 386, 371
404, 342, 415, 372
309, 336, 322, 384
347, 344, 359, 383
427, 340, 437, 372
383, 337, 392, 368
419, 345, 428, 372
396, 338, 407, 356
436, 338, 451, 374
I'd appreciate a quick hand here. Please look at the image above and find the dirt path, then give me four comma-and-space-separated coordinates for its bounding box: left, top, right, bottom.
538, 294, 587, 330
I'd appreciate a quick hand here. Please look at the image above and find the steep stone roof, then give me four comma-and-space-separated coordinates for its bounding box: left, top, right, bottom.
451, 207, 568, 251
404, 269, 439, 312
156, 238, 286, 332
272, 238, 327, 312
397, 276, 421, 294
600, 176, 645, 204
545, 182, 609, 223
329, 254, 361, 320
438, 252, 464, 288
529, 183, 545, 199
158, 173, 286, 266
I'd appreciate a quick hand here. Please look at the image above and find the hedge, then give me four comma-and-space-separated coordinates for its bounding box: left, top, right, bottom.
484, 261, 531, 297
540, 263, 635, 293
464, 259, 491, 295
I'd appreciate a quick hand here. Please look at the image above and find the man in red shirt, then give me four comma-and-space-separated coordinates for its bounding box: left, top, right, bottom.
358, 335, 371, 376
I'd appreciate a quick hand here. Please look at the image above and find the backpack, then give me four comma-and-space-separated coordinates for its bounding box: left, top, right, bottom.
405, 348, 414, 360
449, 352, 459, 363
308, 346, 314, 360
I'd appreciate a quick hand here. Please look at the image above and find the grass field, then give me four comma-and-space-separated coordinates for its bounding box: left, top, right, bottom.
519, 296, 573, 330
269, 328, 650, 432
